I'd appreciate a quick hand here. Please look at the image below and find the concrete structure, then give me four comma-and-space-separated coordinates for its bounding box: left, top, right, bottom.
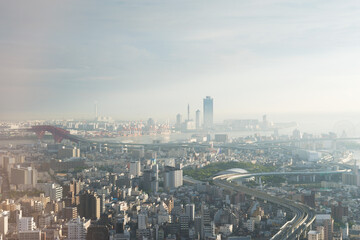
245, 219, 255, 232
86, 225, 110, 240
10, 166, 37, 187
50, 158, 86, 171
215, 134, 228, 143
17, 215, 36, 232
176, 114, 182, 129
213, 177, 316, 240
18, 230, 41, 240
79, 191, 100, 220
308, 230, 321, 240
129, 161, 141, 177
58, 147, 80, 159
196, 109, 200, 129
164, 168, 183, 190
63, 207, 78, 220
315, 214, 333, 240
185, 204, 195, 221
67, 217, 90, 240
0, 211, 8, 237
138, 213, 147, 230
37, 183, 63, 201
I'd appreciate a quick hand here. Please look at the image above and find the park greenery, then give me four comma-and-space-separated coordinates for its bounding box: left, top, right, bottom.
9, 189, 44, 199
184, 161, 277, 181
262, 175, 286, 184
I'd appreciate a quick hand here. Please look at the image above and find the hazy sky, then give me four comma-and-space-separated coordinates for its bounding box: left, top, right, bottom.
1, 0, 360, 122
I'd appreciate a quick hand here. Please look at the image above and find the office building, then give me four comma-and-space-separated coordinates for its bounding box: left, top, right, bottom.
50, 158, 86, 171
138, 212, 147, 230
214, 134, 228, 143
180, 214, 190, 237
67, 217, 91, 240
18, 230, 41, 240
185, 204, 195, 221
0, 211, 8, 237
194, 216, 202, 239
196, 110, 200, 129
176, 114, 182, 129
17, 215, 36, 232
143, 165, 158, 193
79, 191, 101, 220
308, 230, 321, 240
163, 167, 183, 190
331, 202, 348, 222
129, 161, 141, 177
315, 214, 333, 240
203, 96, 213, 129
37, 183, 63, 201
63, 207, 78, 221
187, 104, 190, 121
10, 166, 37, 187
202, 205, 214, 237
86, 225, 110, 240
58, 147, 80, 159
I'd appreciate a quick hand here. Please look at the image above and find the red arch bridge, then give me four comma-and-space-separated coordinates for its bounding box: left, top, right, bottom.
29, 125, 85, 143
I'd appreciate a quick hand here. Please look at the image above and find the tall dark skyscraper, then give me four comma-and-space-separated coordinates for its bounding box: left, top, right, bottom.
79, 190, 101, 220
203, 96, 213, 129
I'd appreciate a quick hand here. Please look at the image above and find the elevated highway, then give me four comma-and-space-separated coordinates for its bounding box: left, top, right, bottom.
214, 169, 350, 181
213, 173, 317, 239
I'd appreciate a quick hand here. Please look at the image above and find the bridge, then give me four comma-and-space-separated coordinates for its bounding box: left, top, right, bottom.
210, 170, 338, 239
213, 168, 351, 182
29, 125, 85, 143
27, 125, 360, 152
214, 179, 315, 240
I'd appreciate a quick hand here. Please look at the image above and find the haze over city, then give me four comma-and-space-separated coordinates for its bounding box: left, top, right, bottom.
2, 0, 360, 127
2, 1, 360, 240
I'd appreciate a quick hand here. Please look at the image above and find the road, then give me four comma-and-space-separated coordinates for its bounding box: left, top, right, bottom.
213, 178, 315, 240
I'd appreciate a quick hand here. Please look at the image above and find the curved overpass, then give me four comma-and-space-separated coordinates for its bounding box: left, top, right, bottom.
213, 172, 318, 239
214, 169, 350, 181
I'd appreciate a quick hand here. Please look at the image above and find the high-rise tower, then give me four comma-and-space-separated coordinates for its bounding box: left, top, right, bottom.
94, 101, 98, 119
187, 104, 190, 121
196, 110, 200, 129
79, 190, 100, 220
203, 96, 213, 129
176, 114, 182, 129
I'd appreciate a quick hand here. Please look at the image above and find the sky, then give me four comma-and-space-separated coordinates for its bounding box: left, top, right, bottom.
1, 0, 360, 125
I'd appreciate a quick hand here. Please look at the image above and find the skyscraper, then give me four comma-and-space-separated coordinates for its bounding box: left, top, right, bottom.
79, 191, 101, 220
94, 101, 98, 119
187, 104, 190, 121
203, 96, 213, 129
163, 166, 183, 190
129, 161, 141, 177
196, 110, 200, 129
185, 204, 195, 221
176, 114, 182, 129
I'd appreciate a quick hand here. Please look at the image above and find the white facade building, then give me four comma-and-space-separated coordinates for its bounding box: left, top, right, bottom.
164, 169, 183, 189
17, 217, 36, 232
0, 211, 9, 237
67, 217, 91, 240
130, 161, 141, 177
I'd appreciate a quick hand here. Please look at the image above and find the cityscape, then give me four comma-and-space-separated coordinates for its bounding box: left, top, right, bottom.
1, 95, 360, 240
2, 1, 360, 240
